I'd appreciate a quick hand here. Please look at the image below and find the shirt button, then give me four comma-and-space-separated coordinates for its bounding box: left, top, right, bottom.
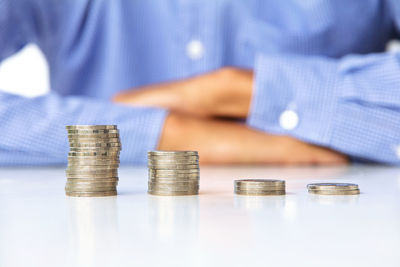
279, 110, 299, 130
186, 40, 204, 60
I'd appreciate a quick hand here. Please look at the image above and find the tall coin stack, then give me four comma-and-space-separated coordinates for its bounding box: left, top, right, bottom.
147, 151, 200, 196
65, 125, 121, 197
307, 183, 360, 195
234, 179, 286, 196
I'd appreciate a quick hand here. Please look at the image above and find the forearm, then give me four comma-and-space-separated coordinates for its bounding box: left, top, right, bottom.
113, 68, 253, 119
0, 92, 167, 165
159, 113, 346, 165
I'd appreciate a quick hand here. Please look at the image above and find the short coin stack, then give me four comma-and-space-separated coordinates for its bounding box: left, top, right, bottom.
65, 125, 121, 197
307, 183, 360, 195
234, 179, 286, 196
147, 151, 200, 196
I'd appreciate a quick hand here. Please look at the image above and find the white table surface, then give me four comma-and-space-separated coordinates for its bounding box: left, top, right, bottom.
0, 165, 399, 267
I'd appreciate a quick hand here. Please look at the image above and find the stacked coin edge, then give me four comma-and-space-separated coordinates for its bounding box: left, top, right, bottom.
147, 151, 200, 196
65, 125, 121, 197
234, 179, 286, 196
307, 183, 360, 195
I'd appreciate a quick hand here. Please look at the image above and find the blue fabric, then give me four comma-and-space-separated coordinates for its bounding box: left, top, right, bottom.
0, 0, 399, 165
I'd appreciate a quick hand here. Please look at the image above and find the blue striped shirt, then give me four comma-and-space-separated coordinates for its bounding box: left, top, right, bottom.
0, 0, 399, 165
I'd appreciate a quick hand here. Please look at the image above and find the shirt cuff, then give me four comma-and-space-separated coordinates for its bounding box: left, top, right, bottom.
247, 53, 340, 147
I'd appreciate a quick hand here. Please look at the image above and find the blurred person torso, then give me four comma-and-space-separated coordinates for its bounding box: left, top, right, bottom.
7, 0, 395, 98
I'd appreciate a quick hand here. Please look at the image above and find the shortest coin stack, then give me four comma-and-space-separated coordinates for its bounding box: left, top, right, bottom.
234, 179, 286, 196
147, 151, 200, 196
65, 125, 121, 197
307, 183, 360, 195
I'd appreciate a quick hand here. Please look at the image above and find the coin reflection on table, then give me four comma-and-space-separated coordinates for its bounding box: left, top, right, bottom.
234, 195, 286, 211
66, 197, 119, 267
308, 193, 360, 205
147, 195, 199, 242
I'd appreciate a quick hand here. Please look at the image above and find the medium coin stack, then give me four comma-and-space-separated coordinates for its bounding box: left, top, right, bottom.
147, 151, 200, 196
65, 125, 121, 197
307, 183, 360, 195
234, 179, 286, 196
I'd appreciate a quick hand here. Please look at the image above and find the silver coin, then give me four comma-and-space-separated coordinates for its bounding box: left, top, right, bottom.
235, 185, 285, 191
66, 173, 119, 178
149, 169, 199, 175
148, 151, 198, 156
235, 179, 285, 186
149, 187, 199, 192
148, 164, 199, 170
67, 164, 119, 171
68, 164, 120, 169
66, 166, 118, 171
66, 186, 118, 192
308, 189, 360, 195
68, 135, 120, 140
149, 183, 199, 188
150, 188, 199, 193
149, 176, 200, 182
68, 151, 120, 156
66, 166, 118, 170
67, 181, 118, 186
148, 155, 199, 160
66, 125, 117, 130
68, 158, 120, 162
307, 183, 359, 190
148, 159, 199, 165
149, 181, 199, 187
67, 165, 119, 170
68, 156, 119, 160
68, 136, 121, 143
149, 175, 199, 181
149, 176, 199, 181
149, 182, 199, 187
149, 177, 199, 182
67, 129, 120, 134
147, 190, 198, 196
68, 133, 119, 138
66, 181, 118, 186
235, 184, 285, 189
68, 158, 120, 163
67, 160, 119, 165
67, 177, 118, 182
70, 142, 121, 147
235, 190, 286, 196
68, 137, 120, 143
66, 170, 118, 176
149, 184, 199, 189
69, 147, 121, 152
148, 181, 200, 188
68, 161, 119, 165
235, 188, 286, 193
65, 185, 117, 192
66, 182, 117, 188
68, 163, 119, 170
65, 190, 117, 197
66, 171, 118, 177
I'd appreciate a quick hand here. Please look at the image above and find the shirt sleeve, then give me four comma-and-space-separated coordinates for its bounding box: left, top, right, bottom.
0, 0, 168, 166
0, 92, 167, 165
247, 52, 400, 165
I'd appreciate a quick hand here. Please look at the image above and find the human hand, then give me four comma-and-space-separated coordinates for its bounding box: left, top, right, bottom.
112, 67, 253, 118
159, 113, 348, 165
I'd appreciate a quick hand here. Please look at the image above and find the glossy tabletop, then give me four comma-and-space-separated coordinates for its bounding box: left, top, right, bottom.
0, 165, 399, 267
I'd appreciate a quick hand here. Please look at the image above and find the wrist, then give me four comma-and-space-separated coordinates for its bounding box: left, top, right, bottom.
214, 67, 254, 118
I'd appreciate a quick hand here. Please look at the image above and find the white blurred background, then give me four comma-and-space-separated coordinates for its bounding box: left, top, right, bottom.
0, 41, 400, 97
0, 44, 50, 97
